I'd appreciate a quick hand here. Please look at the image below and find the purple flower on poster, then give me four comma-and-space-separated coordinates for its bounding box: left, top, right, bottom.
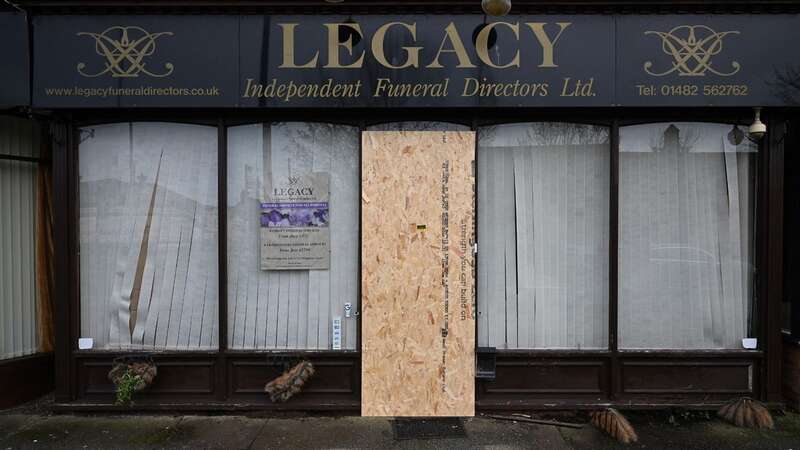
261, 203, 329, 228
262, 209, 290, 227
288, 209, 314, 226
313, 209, 329, 226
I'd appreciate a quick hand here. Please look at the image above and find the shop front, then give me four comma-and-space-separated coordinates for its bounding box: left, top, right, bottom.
1, 1, 798, 414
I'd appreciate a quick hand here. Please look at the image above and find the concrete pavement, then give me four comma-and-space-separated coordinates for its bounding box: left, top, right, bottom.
2, 409, 800, 449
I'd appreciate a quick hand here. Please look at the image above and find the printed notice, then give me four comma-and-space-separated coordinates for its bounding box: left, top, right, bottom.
261, 172, 330, 270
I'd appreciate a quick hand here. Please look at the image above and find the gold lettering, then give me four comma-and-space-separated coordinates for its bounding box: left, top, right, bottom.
372, 22, 422, 69
242, 78, 260, 98
525, 22, 571, 68
427, 22, 476, 69
278, 24, 319, 68
476, 22, 520, 69
324, 23, 366, 69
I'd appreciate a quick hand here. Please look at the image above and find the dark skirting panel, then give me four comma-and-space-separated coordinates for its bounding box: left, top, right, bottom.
60, 351, 763, 411
477, 352, 762, 410
0, 353, 54, 408
63, 352, 360, 411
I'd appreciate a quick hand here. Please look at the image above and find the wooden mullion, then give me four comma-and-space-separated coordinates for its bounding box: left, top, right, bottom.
217, 118, 228, 402
609, 119, 620, 401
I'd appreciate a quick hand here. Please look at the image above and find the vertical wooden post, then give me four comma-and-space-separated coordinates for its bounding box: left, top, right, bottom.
609, 120, 620, 400
52, 120, 73, 403
217, 118, 228, 402
763, 115, 785, 403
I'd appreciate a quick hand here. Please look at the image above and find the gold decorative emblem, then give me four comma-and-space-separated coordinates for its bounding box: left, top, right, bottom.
76, 26, 174, 78
644, 25, 740, 77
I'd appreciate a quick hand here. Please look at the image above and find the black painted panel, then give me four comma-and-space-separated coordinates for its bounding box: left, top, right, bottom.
30, 14, 800, 108
0, 13, 29, 108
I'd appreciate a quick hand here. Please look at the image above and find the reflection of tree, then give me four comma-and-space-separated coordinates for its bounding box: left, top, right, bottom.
478, 122, 609, 147
649, 124, 700, 153
769, 65, 800, 105
231, 123, 357, 209
368, 121, 468, 132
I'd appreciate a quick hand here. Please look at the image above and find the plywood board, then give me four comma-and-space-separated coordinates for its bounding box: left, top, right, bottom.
362, 131, 476, 417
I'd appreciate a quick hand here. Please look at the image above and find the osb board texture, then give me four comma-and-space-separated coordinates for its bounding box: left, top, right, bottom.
361, 131, 476, 417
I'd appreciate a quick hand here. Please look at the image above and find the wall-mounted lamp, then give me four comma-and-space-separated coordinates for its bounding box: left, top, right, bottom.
748, 107, 766, 142
482, 0, 512, 16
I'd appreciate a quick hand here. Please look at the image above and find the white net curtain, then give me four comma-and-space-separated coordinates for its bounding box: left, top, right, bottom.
76, 120, 757, 353
477, 122, 610, 349
79, 122, 219, 350
618, 122, 756, 349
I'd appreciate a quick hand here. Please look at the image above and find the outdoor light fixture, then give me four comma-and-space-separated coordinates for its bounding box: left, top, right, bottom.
748, 107, 767, 142
482, 0, 512, 16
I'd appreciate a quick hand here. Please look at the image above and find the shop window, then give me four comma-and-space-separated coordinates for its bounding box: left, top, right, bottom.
618, 123, 757, 349
79, 123, 219, 350
1, 117, 46, 359
477, 122, 610, 349
227, 123, 359, 350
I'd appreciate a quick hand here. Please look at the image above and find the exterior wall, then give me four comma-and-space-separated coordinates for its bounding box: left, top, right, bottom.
26, 2, 792, 412
0, 353, 54, 409
783, 340, 800, 411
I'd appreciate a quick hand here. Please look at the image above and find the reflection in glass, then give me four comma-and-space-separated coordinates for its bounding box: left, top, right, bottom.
478, 122, 610, 349
227, 123, 359, 350
619, 122, 757, 349
79, 123, 219, 350
366, 122, 470, 132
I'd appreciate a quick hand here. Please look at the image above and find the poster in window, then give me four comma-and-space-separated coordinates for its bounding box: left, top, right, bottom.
260, 172, 330, 270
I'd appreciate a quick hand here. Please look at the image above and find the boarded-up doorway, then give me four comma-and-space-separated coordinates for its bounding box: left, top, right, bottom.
361, 131, 476, 417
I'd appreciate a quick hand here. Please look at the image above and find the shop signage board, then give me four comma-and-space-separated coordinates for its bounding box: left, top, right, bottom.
32, 15, 239, 108
616, 15, 800, 106
0, 13, 29, 108
29, 14, 800, 107
361, 131, 476, 417
261, 172, 331, 270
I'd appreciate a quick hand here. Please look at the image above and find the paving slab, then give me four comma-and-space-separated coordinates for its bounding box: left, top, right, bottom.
161, 416, 265, 450
0, 415, 38, 443
1, 411, 799, 449
559, 411, 800, 450
249, 416, 569, 450
0, 415, 182, 450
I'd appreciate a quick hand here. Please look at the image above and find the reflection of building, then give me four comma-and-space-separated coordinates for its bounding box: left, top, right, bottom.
0, 1, 799, 419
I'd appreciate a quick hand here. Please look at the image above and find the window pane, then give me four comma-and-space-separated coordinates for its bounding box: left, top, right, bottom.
79, 123, 218, 350
478, 123, 610, 349
0, 117, 40, 359
227, 123, 359, 350
619, 123, 757, 349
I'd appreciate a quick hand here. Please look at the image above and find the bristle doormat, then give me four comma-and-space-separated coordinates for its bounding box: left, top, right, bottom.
391, 418, 467, 440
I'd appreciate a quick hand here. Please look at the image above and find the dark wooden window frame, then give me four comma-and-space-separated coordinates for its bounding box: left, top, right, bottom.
783, 117, 800, 343
51, 107, 785, 411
